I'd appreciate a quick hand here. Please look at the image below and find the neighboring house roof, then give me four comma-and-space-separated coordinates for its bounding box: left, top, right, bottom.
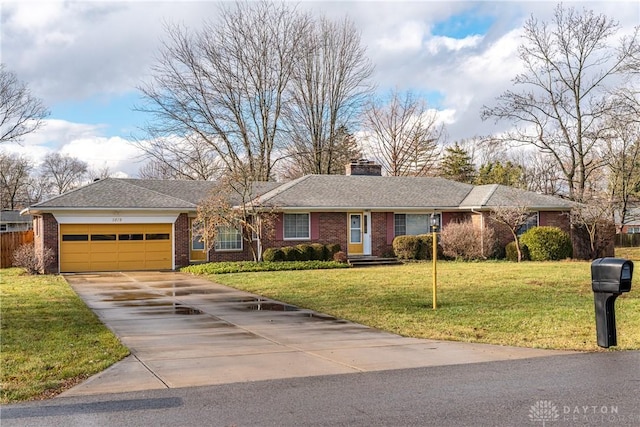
614, 207, 640, 226
23, 176, 574, 214
1, 210, 32, 223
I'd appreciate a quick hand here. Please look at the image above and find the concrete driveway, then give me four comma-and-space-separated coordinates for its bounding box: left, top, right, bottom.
61, 271, 575, 397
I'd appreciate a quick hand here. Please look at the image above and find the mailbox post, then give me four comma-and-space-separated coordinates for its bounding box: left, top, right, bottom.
591, 257, 633, 348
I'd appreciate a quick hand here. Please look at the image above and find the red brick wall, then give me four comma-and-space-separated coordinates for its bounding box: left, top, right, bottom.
41, 213, 59, 273
208, 237, 257, 262
539, 211, 571, 234
261, 212, 348, 253
371, 212, 393, 257
174, 213, 190, 268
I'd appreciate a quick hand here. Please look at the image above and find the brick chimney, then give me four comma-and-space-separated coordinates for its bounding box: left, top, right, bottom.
345, 159, 382, 176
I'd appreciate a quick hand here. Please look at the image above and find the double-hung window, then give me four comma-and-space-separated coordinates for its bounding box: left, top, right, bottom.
215, 225, 242, 251
517, 212, 539, 236
283, 213, 310, 240
394, 213, 439, 236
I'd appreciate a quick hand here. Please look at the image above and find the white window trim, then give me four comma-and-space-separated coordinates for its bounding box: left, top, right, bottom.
214, 226, 243, 252
283, 212, 310, 240
394, 212, 440, 236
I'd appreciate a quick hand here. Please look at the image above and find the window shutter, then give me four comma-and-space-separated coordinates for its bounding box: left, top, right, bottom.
386, 213, 394, 244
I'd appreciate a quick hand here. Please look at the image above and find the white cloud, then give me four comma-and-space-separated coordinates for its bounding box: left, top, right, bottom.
60, 136, 145, 177
9, 118, 145, 177
3, 0, 639, 173
377, 21, 427, 52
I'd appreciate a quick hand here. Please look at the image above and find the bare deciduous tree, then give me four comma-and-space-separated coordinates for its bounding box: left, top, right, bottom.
489, 202, 533, 262
136, 136, 222, 180
604, 88, 640, 232
0, 65, 49, 145
195, 167, 278, 262
481, 4, 640, 202
0, 151, 33, 210
40, 152, 88, 195
136, 1, 310, 181
515, 150, 565, 196
362, 89, 442, 176
571, 196, 614, 259
283, 16, 373, 175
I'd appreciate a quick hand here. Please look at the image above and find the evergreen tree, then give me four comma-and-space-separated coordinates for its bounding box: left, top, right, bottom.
439, 143, 475, 183
476, 161, 525, 187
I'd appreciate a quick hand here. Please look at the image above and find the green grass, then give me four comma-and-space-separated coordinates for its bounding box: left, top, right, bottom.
196, 259, 640, 352
613, 246, 640, 261
0, 268, 129, 403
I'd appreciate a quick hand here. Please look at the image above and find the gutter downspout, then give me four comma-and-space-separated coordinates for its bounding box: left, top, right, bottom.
471, 208, 485, 258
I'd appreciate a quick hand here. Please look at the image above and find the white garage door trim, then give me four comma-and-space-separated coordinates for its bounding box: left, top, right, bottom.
53, 213, 180, 224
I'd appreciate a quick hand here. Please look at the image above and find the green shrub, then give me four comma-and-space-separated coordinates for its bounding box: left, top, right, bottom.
310, 243, 327, 261
520, 226, 573, 261
296, 244, 315, 261
262, 248, 285, 262
393, 235, 421, 260
505, 241, 530, 261
181, 260, 349, 274
416, 234, 445, 260
281, 246, 303, 261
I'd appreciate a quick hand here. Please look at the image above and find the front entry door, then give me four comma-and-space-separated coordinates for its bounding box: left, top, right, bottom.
348, 213, 363, 255
347, 212, 371, 256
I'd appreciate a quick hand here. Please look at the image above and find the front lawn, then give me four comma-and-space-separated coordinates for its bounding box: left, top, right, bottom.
194, 260, 640, 351
0, 269, 129, 403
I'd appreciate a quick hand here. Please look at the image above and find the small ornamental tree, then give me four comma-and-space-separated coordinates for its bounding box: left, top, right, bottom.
570, 197, 613, 259
196, 168, 278, 262
489, 202, 533, 262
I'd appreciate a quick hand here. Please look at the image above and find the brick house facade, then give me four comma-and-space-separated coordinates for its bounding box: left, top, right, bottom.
25, 160, 576, 273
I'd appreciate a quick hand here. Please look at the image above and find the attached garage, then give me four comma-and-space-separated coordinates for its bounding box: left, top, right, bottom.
60, 223, 173, 272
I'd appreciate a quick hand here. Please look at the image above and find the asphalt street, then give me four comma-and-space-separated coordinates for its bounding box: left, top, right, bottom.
2, 351, 639, 427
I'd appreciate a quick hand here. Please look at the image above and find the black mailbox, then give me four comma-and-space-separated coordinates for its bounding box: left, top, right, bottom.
591, 257, 633, 293
590, 257, 633, 348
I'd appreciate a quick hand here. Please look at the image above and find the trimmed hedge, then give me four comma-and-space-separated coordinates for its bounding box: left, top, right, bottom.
519, 226, 572, 261
263, 243, 341, 262
393, 234, 442, 260
262, 247, 285, 262
181, 260, 349, 274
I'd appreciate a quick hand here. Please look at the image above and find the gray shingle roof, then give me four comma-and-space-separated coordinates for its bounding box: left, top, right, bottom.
460, 185, 574, 210
31, 179, 197, 209
26, 176, 573, 212
256, 175, 475, 209
1, 210, 32, 222
28, 178, 283, 210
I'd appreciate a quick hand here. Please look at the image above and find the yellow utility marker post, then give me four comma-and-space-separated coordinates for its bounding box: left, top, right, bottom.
431, 213, 439, 310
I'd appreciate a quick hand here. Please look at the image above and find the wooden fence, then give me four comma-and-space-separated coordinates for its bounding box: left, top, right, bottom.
1, 230, 34, 268
615, 233, 640, 247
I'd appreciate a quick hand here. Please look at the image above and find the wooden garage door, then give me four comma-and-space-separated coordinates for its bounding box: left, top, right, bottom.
60, 224, 172, 272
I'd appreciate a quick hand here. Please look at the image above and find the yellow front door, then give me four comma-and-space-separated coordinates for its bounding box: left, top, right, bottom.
60, 223, 172, 272
347, 213, 364, 255
189, 218, 207, 262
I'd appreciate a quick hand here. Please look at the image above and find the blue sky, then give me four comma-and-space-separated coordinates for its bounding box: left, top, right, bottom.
51, 93, 146, 138
2, 1, 638, 177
